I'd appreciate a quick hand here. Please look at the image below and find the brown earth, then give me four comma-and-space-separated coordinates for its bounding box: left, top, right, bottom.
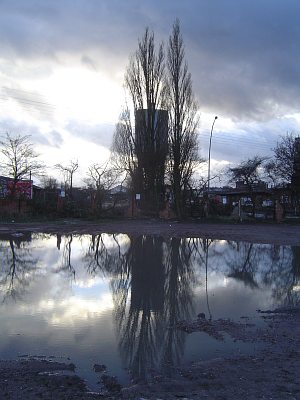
0, 218, 300, 245
1, 309, 299, 400
0, 219, 300, 399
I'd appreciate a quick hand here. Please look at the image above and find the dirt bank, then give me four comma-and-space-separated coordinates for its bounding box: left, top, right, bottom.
1, 308, 299, 399
0, 219, 300, 245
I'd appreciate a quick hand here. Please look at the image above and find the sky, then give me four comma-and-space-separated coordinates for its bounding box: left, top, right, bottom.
1, 0, 300, 186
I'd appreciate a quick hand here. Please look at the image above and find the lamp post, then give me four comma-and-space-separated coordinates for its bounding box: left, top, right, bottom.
206, 116, 218, 216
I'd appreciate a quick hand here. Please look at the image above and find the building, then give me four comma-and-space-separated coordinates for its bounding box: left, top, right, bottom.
134, 107, 168, 214
292, 137, 300, 191
0, 176, 33, 199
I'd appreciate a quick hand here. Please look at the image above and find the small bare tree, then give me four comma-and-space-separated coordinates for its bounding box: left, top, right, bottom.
55, 160, 79, 198
228, 156, 266, 216
41, 176, 58, 190
85, 162, 119, 214
0, 132, 44, 197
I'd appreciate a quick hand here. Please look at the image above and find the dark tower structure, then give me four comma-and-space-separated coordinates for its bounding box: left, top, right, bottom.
135, 107, 168, 214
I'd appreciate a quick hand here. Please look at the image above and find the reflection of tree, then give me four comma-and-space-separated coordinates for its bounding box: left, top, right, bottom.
225, 242, 260, 288
83, 233, 300, 383
222, 241, 300, 306
291, 247, 300, 305
160, 238, 196, 376
84, 234, 126, 277
116, 236, 165, 382
55, 234, 76, 281
0, 235, 38, 302
263, 245, 300, 306
189, 238, 216, 320
95, 235, 196, 382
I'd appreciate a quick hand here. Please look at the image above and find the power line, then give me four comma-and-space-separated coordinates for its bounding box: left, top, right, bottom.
0, 87, 290, 154
0, 98, 55, 118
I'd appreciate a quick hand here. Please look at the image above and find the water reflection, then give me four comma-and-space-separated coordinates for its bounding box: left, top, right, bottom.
0, 233, 38, 302
55, 234, 76, 282
115, 236, 165, 381
263, 245, 300, 306
0, 233, 299, 386
160, 238, 196, 377
225, 243, 260, 288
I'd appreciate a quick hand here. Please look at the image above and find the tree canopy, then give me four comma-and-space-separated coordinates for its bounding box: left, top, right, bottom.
112, 20, 201, 217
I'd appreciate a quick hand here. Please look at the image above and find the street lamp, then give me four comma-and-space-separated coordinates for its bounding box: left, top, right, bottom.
206, 116, 218, 216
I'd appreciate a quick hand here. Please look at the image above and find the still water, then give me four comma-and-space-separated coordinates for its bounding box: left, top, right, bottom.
0, 233, 299, 390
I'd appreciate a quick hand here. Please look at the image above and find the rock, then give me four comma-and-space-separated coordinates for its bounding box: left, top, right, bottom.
93, 364, 106, 373
101, 374, 121, 392
121, 385, 141, 399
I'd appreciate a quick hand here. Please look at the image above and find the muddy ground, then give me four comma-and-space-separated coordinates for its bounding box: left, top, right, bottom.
1, 218, 300, 245
0, 219, 300, 399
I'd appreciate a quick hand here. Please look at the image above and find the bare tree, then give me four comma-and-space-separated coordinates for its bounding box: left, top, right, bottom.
40, 175, 58, 190
166, 19, 200, 218
266, 132, 299, 185
123, 28, 167, 214
112, 22, 202, 217
111, 109, 137, 182
55, 160, 79, 198
125, 28, 166, 114
85, 162, 119, 214
228, 156, 266, 216
0, 133, 44, 197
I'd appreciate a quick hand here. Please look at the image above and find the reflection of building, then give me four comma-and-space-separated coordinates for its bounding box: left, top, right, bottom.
130, 236, 164, 312
134, 108, 168, 213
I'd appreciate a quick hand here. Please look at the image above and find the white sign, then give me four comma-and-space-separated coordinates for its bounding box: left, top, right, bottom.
135, 193, 141, 200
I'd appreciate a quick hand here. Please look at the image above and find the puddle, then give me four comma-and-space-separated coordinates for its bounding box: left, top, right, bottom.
0, 233, 299, 390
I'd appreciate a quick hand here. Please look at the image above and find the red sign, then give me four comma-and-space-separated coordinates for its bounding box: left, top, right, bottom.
6, 180, 33, 199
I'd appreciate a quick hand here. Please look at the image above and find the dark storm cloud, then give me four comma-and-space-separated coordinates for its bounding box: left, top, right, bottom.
181, 1, 300, 120
1, 0, 300, 121
0, 0, 142, 62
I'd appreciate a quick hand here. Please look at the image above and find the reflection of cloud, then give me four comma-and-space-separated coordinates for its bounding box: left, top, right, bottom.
3, 278, 113, 326
40, 293, 113, 326
75, 276, 105, 288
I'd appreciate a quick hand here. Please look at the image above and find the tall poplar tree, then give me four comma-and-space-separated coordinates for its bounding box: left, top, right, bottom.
166, 19, 200, 218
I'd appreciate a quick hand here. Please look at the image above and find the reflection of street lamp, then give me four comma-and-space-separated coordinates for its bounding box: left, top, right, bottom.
204, 239, 212, 321
206, 116, 218, 216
